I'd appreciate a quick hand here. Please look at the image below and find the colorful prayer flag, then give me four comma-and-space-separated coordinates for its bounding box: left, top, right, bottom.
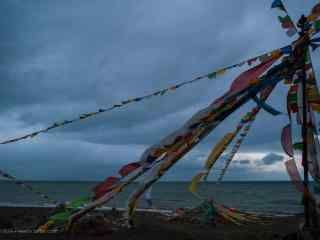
271, 0, 286, 12
93, 176, 120, 199
118, 162, 141, 177
285, 159, 304, 193
278, 15, 295, 29
229, 57, 278, 94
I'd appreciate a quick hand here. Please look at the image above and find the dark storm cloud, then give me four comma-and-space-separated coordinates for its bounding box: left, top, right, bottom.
239, 160, 250, 165
261, 153, 284, 165
0, 0, 318, 180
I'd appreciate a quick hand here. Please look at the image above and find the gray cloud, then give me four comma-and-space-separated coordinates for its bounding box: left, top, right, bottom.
0, 0, 318, 181
261, 153, 284, 166
239, 160, 250, 165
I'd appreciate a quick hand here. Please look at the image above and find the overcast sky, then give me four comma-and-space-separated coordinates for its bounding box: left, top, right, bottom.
0, 0, 319, 181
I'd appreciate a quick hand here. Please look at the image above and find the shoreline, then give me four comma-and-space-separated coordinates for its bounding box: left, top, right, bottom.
0, 206, 304, 240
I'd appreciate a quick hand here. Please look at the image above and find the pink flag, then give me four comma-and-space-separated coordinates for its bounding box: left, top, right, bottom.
281, 124, 294, 157
229, 57, 277, 94
285, 159, 304, 193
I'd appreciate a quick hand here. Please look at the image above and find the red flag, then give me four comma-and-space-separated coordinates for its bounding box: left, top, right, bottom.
311, 3, 320, 16
281, 124, 294, 157
285, 159, 304, 193
278, 16, 295, 29
229, 57, 277, 94
118, 162, 141, 177
93, 176, 120, 199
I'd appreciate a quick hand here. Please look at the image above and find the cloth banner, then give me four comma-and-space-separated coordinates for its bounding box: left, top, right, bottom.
93, 176, 120, 199
204, 133, 235, 170
252, 96, 282, 115
118, 162, 141, 177
285, 159, 304, 193
281, 124, 294, 157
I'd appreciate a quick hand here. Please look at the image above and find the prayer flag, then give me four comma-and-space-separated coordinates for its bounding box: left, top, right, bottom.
93, 176, 120, 199
285, 159, 304, 193
281, 124, 294, 157
271, 0, 286, 12
119, 162, 141, 177
229, 57, 278, 94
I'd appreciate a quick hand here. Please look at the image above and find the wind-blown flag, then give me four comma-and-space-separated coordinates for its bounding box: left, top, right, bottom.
287, 85, 298, 113
252, 96, 282, 116
281, 124, 294, 157
276, 15, 297, 37
278, 16, 295, 29
118, 162, 141, 177
308, 3, 320, 21
229, 57, 277, 93
285, 159, 304, 193
204, 133, 235, 170
271, 0, 286, 12
93, 176, 120, 199
189, 172, 207, 194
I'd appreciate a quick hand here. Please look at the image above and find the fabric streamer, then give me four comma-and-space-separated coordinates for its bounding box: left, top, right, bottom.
204, 133, 236, 171
118, 162, 141, 177
37, 195, 92, 232
285, 159, 304, 193
189, 172, 207, 195
281, 124, 294, 157
93, 176, 120, 200
271, 0, 287, 12
271, 0, 297, 37
252, 96, 282, 116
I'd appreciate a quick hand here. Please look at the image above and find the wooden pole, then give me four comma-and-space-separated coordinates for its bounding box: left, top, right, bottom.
297, 14, 310, 228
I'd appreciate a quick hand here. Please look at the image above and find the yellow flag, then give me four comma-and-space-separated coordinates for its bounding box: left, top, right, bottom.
204, 132, 235, 169
189, 172, 207, 194
128, 200, 137, 219
308, 13, 318, 21
249, 78, 259, 85
271, 49, 282, 58
216, 68, 226, 76
307, 86, 320, 103
311, 103, 320, 112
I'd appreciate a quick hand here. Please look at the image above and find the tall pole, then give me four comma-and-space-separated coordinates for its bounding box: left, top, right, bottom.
301, 46, 310, 228
297, 15, 310, 228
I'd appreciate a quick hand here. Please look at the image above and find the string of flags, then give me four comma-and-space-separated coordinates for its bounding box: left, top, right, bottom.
0, 46, 291, 145
271, 0, 298, 37
0, 169, 59, 205
217, 111, 257, 182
